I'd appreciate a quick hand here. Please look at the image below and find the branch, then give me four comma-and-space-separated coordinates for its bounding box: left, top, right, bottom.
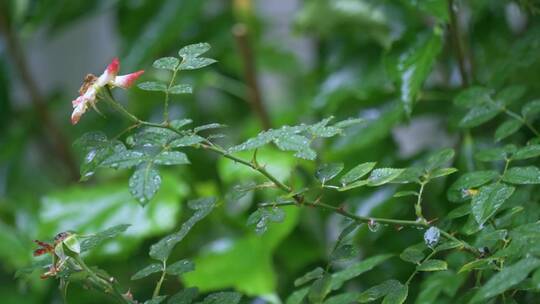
448, 0, 470, 87
232, 23, 272, 130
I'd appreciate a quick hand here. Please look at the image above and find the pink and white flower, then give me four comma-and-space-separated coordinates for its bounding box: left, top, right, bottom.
71, 58, 144, 125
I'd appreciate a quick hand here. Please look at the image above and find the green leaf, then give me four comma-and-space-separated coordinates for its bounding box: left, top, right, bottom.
367, 168, 404, 186
286, 288, 309, 304
417, 260, 447, 271
409, 0, 448, 22
358, 280, 402, 303
178, 42, 211, 58
247, 207, 285, 235
153, 57, 179, 70
430, 167, 458, 179
497, 85, 526, 105
309, 117, 341, 137
382, 283, 407, 304
391, 167, 423, 184
144, 295, 167, 304
502, 166, 540, 184
75, 133, 124, 180
170, 119, 193, 130
513, 144, 540, 160
129, 163, 161, 205
397, 29, 443, 115
475, 146, 511, 162
169, 84, 192, 94
150, 197, 216, 261
166, 259, 195, 276
199, 292, 242, 304
169, 134, 206, 148
101, 150, 148, 169
471, 258, 540, 302
426, 148, 454, 171
330, 254, 393, 290
155, 151, 190, 166
179, 57, 217, 70
454, 86, 493, 108
447, 205, 471, 219
521, 99, 540, 119
447, 170, 499, 202
459, 103, 502, 128
138, 81, 168, 92
131, 263, 163, 280
295, 267, 324, 287
194, 123, 227, 133
400, 244, 425, 264
334, 117, 364, 128
316, 163, 344, 183
338, 179, 368, 191
330, 244, 358, 262
168, 287, 198, 304
308, 274, 332, 303
471, 183, 515, 226
495, 120, 522, 142
274, 134, 316, 160
458, 258, 498, 274
339, 162, 376, 185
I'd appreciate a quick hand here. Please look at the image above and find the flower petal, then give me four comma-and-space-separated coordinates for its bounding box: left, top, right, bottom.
96, 57, 120, 87
112, 70, 144, 88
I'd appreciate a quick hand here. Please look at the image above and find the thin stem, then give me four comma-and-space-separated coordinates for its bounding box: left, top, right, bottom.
406, 250, 437, 285
415, 182, 427, 223
74, 256, 130, 303
503, 108, 540, 137
153, 260, 167, 298
164, 68, 180, 122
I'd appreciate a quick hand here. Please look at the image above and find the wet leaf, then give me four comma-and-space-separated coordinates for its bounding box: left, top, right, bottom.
153, 57, 179, 70
316, 163, 344, 183
471, 183, 514, 226
129, 163, 162, 205
495, 120, 522, 142
131, 263, 163, 280
199, 291, 242, 304
417, 260, 447, 272
447, 170, 499, 202
169, 84, 192, 94
294, 267, 324, 287
367, 168, 404, 186
154, 151, 190, 166
330, 254, 393, 290
166, 259, 195, 276
400, 244, 425, 264
339, 162, 376, 185
512, 145, 540, 160
168, 287, 198, 304
138, 81, 168, 92
502, 166, 540, 184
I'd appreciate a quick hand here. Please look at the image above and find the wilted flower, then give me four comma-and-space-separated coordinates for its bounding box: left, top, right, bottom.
33, 231, 79, 279
71, 58, 144, 125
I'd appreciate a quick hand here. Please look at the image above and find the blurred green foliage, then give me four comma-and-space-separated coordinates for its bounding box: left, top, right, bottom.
3, 0, 540, 303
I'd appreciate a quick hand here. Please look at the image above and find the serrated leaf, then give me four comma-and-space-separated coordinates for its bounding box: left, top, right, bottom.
79, 224, 130, 252
330, 254, 393, 290
430, 167, 458, 179
150, 198, 215, 261
471, 183, 514, 226
454, 86, 493, 108
471, 258, 540, 302
309, 117, 341, 137
521, 99, 540, 119
330, 244, 358, 262
155, 151, 190, 166
400, 244, 425, 264
495, 120, 522, 142
169, 84, 192, 94
503, 166, 540, 184
274, 134, 316, 160
294, 267, 324, 287
358, 280, 402, 303
513, 144, 540, 160
417, 260, 447, 271
129, 163, 162, 205
338, 179, 368, 191
169, 134, 205, 148
131, 263, 163, 280
459, 103, 502, 128
168, 287, 198, 304
166, 259, 195, 276
367, 168, 404, 186
397, 29, 443, 115
316, 163, 344, 183
138, 81, 168, 92
200, 291, 242, 304
179, 57, 217, 70
247, 208, 285, 235
340, 162, 376, 185
153, 57, 179, 70
178, 42, 211, 58
447, 171, 499, 202
101, 150, 148, 169
426, 148, 454, 171
308, 274, 332, 303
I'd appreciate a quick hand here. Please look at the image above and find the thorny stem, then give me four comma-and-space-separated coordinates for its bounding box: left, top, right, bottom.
73, 256, 131, 303
153, 260, 167, 298
104, 94, 481, 257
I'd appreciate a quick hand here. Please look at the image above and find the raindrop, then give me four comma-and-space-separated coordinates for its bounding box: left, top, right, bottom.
368, 219, 380, 232
85, 150, 97, 163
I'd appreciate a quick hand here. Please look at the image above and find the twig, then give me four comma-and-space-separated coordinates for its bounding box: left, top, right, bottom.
0, 9, 79, 180
232, 23, 272, 130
